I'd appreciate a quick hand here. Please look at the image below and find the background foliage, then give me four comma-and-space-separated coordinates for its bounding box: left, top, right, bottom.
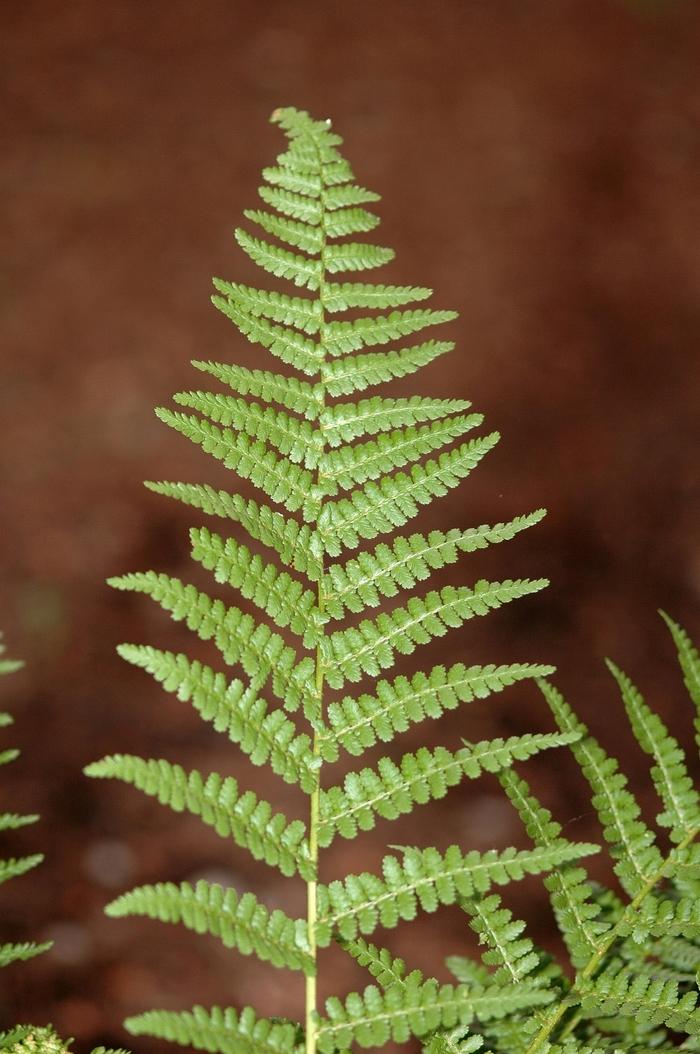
2, 1, 700, 1051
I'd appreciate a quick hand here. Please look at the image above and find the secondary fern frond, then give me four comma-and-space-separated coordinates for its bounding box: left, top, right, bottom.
125, 1006, 303, 1054
0, 635, 52, 970
107, 880, 312, 974
85, 755, 313, 880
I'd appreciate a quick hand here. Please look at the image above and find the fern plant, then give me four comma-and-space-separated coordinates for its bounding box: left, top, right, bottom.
0, 634, 51, 971
84, 107, 600, 1054
424, 612, 700, 1053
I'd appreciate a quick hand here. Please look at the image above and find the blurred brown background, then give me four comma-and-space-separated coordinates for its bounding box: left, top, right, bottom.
2, 0, 700, 1050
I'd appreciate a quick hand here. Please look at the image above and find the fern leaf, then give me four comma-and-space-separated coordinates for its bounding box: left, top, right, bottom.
125, 1005, 303, 1054
660, 611, 700, 743
579, 962, 700, 1035
317, 975, 549, 1053
323, 512, 546, 619
316, 842, 598, 944
192, 359, 322, 419
0, 812, 38, 832
172, 391, 323, 469
320, 661, 554, 760
464, 893, 545, 987
107, 880, 313, 974
155, 409, 317, 513
109, 573, 314, 712
321, 579, 547, 689
0, 855, 44, 886
144, 481, 323, 581
317, 434, 500, 554
318, 733, 575, 846
211, 279, 322, 334
188, 527, 322, 646
340, 937, 408, 987
0, 941, 52, 968
322, 415, 485, 493
213, 295, 322, 375
324, 207, 380, 238
607, 659, 700, 842
236, 229, 322, 292
257, 185, 322, 226
323, 282, 432, 312
115, 645, 317, 791
85, 755, 313, 881
539, 679, 664, 896
321, 395, 472, 446
498, 767, 611, 968
323, 310, 457, 357
322, 340, 454, 398
243, 210, 324, 255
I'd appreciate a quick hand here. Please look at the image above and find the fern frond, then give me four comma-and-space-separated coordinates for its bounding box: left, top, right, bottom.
125, 1005, 303, 1054
144, 481, 323, 580
0, 942, 52, 968
323, 415, 485, 492
242, 211, 324, 256
115, 645, 317, 790
108, 574, 314, 713
464, 893, 546, 987
211, 279, 322, 334
107, 880, 312, 974
317, 974, 548, 1053
317, 434, 500, 554
0, 854, 43, 886
188, 527, 322, 646
323, 512, 546, 619
321, 579, 547, 689
323, 283, 432, 312
579, 962, 700, 1035
85, 755, 313, 880
235, 229, 322, 293
607, 659, 700, 842
172, 391, 323, 469
316, 841, 598, 944
192, 359, 322, 418
660, 611, 700, 744
318, 733, 576, 847
321, 340, 454, 397
154, 410, 317, 513
539, 680, 664, 896
321, 395, 472, 446
320, 661, 554, 761
323, 310, 457, 357
498, 767, 610, 968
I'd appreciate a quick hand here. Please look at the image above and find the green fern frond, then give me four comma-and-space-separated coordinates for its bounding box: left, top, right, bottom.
316, 841, 597, 945
115, 644, 317, 790
318, 733, 576, 846
85, 755, 313, 880
660, 611, 700, 744
317, 975, 547, 1053
144, 481, 324, 580
322, 340, 455, 397
320, 661, 554, 761
607, 659, 700, 842
323, 511, 545, 619
0, 942, 52, 968
579, 962, 700, 1035
188, 527, 323, 646
107, 880, 312, 974
321, 395, 471, 446
125, 1005, 303, 1054
498, 767, 611, 968
539, 680, 664, 896
89, 106, 558, 1054
0, 635, 51, 973
322, 579, 547, 689
109, 574, 314, 713
317, 435, 501, 555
